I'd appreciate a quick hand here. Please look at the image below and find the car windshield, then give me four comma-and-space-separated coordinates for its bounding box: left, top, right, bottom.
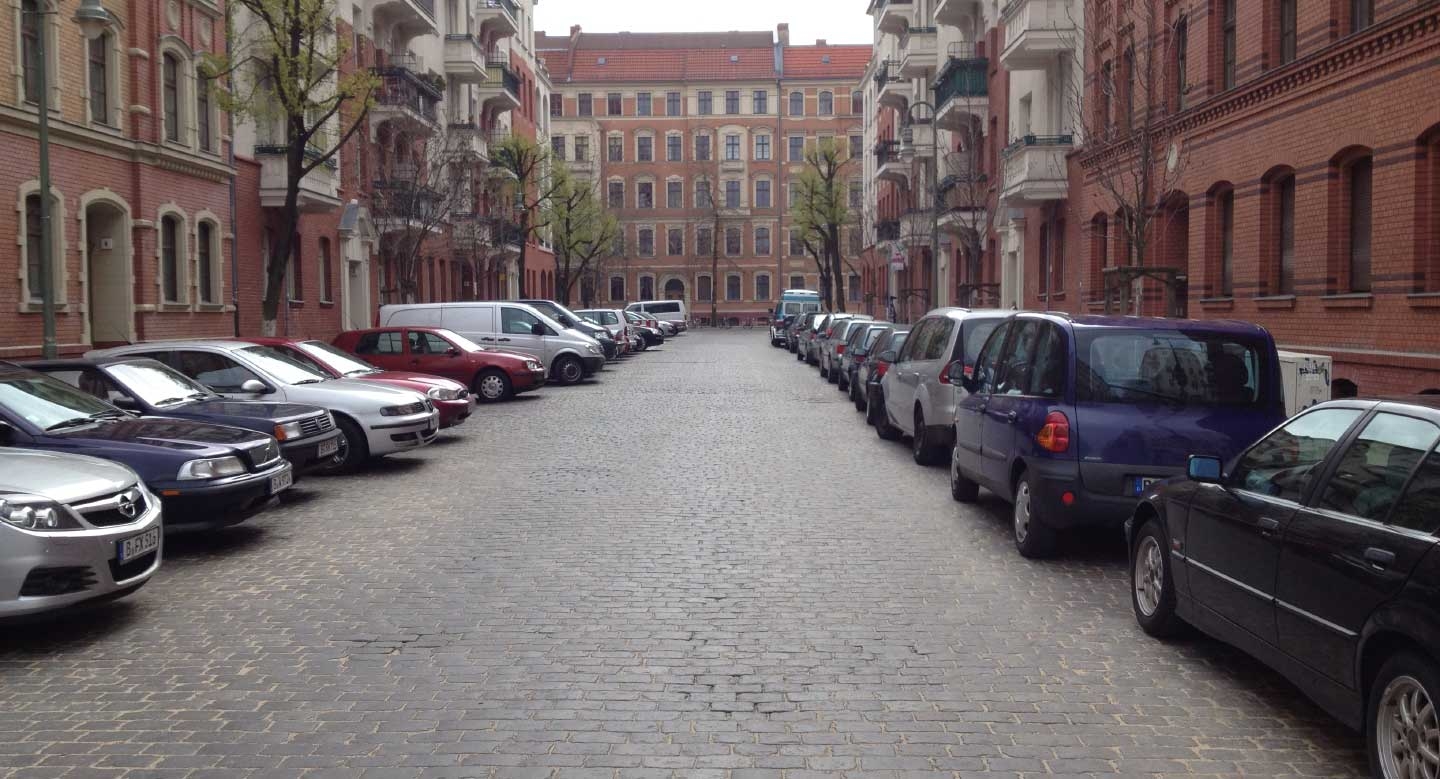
0, 367, 123, 431
106, 360, 213, 406
238, 346, 330, 386
297, 340, 381, 377
1076, 329, 1267, 406
883, 332, 911, 356
432, 329, 486, 352
780, 301, 821, 316
861, 327, 890, 350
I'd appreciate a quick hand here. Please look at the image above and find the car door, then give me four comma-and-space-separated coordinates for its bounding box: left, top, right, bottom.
440, 305, 496, 344
955, 322, 1010, 489
913, 317, 955, 427
406, 330, 467, 381
497, 306, 548, 362
886, 318, 932, 430
1274, 411, 1440, 687
352, 331, 407, 371
1184, 406, 1365, 645
980, 320, 1040, 489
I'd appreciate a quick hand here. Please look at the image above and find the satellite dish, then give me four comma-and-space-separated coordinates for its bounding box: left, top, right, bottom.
1166, 141, 1181, 174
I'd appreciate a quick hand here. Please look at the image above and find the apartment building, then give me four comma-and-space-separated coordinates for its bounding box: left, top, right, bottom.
537, 25, 869, 324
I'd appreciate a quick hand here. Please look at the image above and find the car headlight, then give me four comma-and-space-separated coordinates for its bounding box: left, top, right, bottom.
0, 494, 70, 530
273, 421, 304, 441
426, 386, 466, 401
380, 401, 426, 416
526, 360, 543, 371
177, 456, 247, 480
586, 344, 600, 354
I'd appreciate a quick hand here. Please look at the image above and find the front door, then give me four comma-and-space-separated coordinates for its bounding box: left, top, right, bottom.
1185, 407, 1365, 645
352, 330, 407, 371
1276, 412, 1440, 686
84, 202, 133, 346
497, 306, 548, 362
406, 330, 467, 381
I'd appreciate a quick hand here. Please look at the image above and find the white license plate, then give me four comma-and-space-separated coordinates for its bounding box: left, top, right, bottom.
117, 527, 159, 563
317, 437, 339, 458
1131, 476, 1161, 495
269, 469, 294, 495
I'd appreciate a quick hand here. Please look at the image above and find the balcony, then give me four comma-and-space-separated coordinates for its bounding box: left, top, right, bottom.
1000, 0, 1078, 71
451, 219, 491, 252
875, 219, 901, 242
999, 134, 1072, 205
567, 156, 594, 173
898, 27, 937, 78
938, 206, 985, 236
475, 0, 518, 36
491, 217, 523, 255
372, 180, 443, 234
935, 0, 976, 25
873, 60, 908, 110
477, 57, 521, 113
443, 34, 486, 83
874, 0, 913, 36
934, 44, 988, 130
370, 60, 441, 139
370, 0, 436, 40
446, 121, 490, 162
256, 146, 340, 213
874, 139, 908, 185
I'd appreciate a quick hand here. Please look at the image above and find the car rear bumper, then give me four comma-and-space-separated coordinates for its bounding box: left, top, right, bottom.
151, 462, 292, 532
1023, 458, 1140, 531
280, 429, 344, 472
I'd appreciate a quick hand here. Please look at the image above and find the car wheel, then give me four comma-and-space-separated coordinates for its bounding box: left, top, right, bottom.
819, 358, 829, 379
472, 369, 513, 402
875, 406, 901, 441
1369, 652, 1440, 779
837, 372, 848, 391
1130, 520, 1184, 637
316, 416, 367, 474
827, 361, 840, 384
1012, 472, 1057, 558
554, 355, 585, 385
864, 390, 881, 425
852, 382, 866, 411
912, 409, 942, 465
950, 446, 979, 502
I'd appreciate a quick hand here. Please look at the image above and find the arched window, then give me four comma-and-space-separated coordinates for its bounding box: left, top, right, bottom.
724, 226, 741, 256
88, 32, 112, 126
755, 227, 771, 255
1261, 166, 1297, 296
1206, 184, 1235, 298
639, 275, 654, 299
319, 236, 333, 303
851, 90, 864, 115
20, 0, 42, 104
287, 235, 303, 300
1088, 213, 1108, 301
161, 214, 182, 302
197, 67, 214, 152
818, 91, 833, 116
789, 91, 804, 117
197, 221, 217, 304
1419, 125, 1440, 292
162, 53, 182, 142
23, 194, 44, 301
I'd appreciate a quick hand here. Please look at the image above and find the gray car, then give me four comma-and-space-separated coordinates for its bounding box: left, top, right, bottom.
0, 449, 162, 620
838, 322, 894, 394
810, 313, 857, 371
819, 316, 875, 383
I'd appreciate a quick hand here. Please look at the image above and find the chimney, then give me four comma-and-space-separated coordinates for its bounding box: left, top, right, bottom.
569, 24, 582, 48
815, 39, 826, 46
776, 23, 789, 46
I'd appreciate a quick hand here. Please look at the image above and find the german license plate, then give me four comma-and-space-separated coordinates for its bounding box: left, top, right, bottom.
1131, 476, 1161, 496
317, 437, 339, 458
269, 469, 294, 495
117, 527, 159, 563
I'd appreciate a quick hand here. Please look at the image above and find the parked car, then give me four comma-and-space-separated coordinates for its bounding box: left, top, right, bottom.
1126, 397, 1440, 776
90, 341, 440, 473
575, 309, 631, 353
330, 328, 545, 403
800, 314, 830, 364
626, 300, 688, 331
652, 319, 678, 337
819, 316, 874, 382
862, 329, 911, 422
0, 363, 291, 531
0, 449, 163, 620
771, 315, 796, 348
839, 323, 894, 395
878, 308, 1007, 465
624, 310, 664, 346
378, 302, 604, 385
950, 313, 1287, 558
516, 299, 620, 360
771, 290, 822, 345
240, 336, 477, 423
21, 357, 343, 473
788, 312, 822, 354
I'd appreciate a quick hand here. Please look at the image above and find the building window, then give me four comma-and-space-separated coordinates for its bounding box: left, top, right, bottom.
551, 135, 566, 159
1210, 186, 1235, 297
640, 276, 654, 299
752, 89, 767, 114
1054, 219, 1066, 292
666, 91, 681, 116
755, 180, 771, 208
607, 92, 622, 115
755, 227, 770, 255
818, 91, 833, 116
698, 91, 713, 115
163, 53, 181, 142
1278, 0, 1297, 65
1422, 128, 1440, 292
789, 229, 804, 256
1351, 0, 1373, 32
725, 227, 741, 255
698, 274, 713, 301
197, 72, 213, 151
1122, 48, 1135, 131
1265, 170, 1297, 295
575, 136, 589, 162
697, 227, 713, 256
608, 135, 623, 162
666, 134, 681, 161
667, 228, 683, 256
695, 134, 712, 161
23, 194, 44, 301
789, 91, 803, 116
578, 93, 592, 116
849, 135, 862, 159
287, 236, 302, 301
21, 0, 43, 104
1222, 0, 1237, 90
608, 181, 624, 208
314, 235, 332, 303
1089, 213, 1109, 299
636, 92, 651, 116
1174, 16, 1188, 110
851, 90, 863, 115
637, 135, 653, 162
724, 180, 740, 208
787, 180, 799, 207
725, 134, 740, 161
1099, 60, 1114, 134
1039, 223, 1052, 295
638, 181, 654, 209
848, 274, 861, 302
726, 274, 741, 301
1347, 156, 1373, 293
696, 180, 713, 208
638, 228, 654, 256
789, 135, 804, 162
849, 228, 862, 256
667, 180, 682, 208
550, 96, 562, 117
755, 134, 771, 161
198, 222, 217, 304
610, 275, 625, 301
756, 273, 770, 301
88, 34, 110, 125
725, 90, 739, 114
161, 215, 181, 302
849, 180, 862, 209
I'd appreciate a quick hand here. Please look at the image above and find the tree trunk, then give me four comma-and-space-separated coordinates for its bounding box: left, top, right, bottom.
515, 212, 530, 298
261, 149, 304, 337
710, 249, 718, 326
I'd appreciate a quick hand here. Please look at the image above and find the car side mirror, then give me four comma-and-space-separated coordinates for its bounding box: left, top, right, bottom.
1187, 455, 1224, 484
878, 350, 896, 362
530, 322, 546, 336
112, 396, 141, 411
446, 347, 460, 357
240, 379, 271, 394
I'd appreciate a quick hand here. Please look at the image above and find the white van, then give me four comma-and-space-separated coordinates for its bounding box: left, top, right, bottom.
378, 302, 605, 385
625, 300, 687, 331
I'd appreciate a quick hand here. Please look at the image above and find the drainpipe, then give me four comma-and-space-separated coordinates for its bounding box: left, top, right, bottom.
227, 28, 240, 336
775, 72, 784, 317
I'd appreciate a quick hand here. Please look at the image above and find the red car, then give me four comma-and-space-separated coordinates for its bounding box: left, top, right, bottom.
332, 327, 546, 403
236, 336, 475, 429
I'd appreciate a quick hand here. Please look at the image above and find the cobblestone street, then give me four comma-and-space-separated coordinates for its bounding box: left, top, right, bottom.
1, 331, 1368, 778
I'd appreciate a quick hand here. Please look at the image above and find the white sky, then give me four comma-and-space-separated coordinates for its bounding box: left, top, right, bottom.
534, 0, 873, 46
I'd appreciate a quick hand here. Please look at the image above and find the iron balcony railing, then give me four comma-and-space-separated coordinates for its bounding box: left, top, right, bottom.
934, 45, 988, 107
1002, 133, 1075, 157
875, 220, 901, 241
373, 61, 441, 122
874, 139, 902, 166
253, 144, 338, 170
872, 60, 902, 91
490, 217, 523, 246
480, 0, 517, 16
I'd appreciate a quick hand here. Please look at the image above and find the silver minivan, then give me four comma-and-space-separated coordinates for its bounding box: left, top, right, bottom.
378, 302, 605, 385
879, 308, 1007, 465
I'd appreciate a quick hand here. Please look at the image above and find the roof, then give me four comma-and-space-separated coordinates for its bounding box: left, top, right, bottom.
560, 47, 776, 83
536, 29, 872, 84
781, 45, 872, 79
542, 30, 775, 51
1030, 313, 1274, 337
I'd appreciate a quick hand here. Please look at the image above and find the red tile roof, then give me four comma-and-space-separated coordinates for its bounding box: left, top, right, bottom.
536, 29, 872, 84
782, 45, 872, 79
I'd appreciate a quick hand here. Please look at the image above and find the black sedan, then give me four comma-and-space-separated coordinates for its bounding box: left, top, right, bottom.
1126, 397, 1440, 778
0, 363, 292, 532
22, 357, 343, 473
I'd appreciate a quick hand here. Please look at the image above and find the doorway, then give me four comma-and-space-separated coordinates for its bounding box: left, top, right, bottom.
663, 278, 685, 300
83, 200, 133, 346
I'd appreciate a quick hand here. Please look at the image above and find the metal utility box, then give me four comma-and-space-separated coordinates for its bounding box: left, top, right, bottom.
1278, 351, 1333, 416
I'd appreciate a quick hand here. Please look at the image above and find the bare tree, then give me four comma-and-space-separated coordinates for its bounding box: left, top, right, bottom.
941, 120, 997, 307
490, 135, 566, 298
692, 137, 747, 326
547, 166, 619, 305
794, 138, 857, 312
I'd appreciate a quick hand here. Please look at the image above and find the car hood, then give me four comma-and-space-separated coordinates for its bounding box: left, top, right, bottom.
177, 398, 322, 421
0, 448, 138, 503
318, 377, 430, 403
45, 415, 269, 459
358, 372, 466, 390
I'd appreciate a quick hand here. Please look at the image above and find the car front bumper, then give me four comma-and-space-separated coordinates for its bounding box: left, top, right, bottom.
514, 369, 547, 393
582, 355, 605, 375
366, 410, 441, 456
435, 397, 474, 429
151, 461, 294, 532
280, 429, 344, 473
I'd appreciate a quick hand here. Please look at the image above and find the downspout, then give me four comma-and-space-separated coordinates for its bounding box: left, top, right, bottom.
774, 61, 783, 317
227, 27, 239, 336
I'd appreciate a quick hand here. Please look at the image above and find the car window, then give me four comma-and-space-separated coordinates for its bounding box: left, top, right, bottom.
297, 341, 379, 377
1391, 446, 1440, 534
956, 319, 1001, 367
175, 351, 262, 392
0, 366, 119, 430
923, 319, 955, 361
995, 321, 1040, 396
972, 323, 1011, 394
1027, 324, 1066, 398
501, 307, 544, 336
236, 346, 328, 385
652, 302, 679, 314
386, 307, 443, 327
861, 327, 889, 352
1230, 408, 1365, 502
422, 333, 453, 354
1076, 328, 1266, 406
105, 361, 211, 405
356, 332, 404, 355
1316, 413, 1440, 522
441, 306, 494, 333
899, 320, 930, 361
42, 368, 132, 405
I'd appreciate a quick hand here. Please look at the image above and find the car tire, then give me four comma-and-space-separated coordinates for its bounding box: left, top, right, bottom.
950, 446, 979, 502
876, 407, 902, 441
1131, 520, 1184, 637
1012, 472, 1058, 559
819, 358, 829, 379
1368, 651, 1440, 779
472, 369, 513, 403
865, 389, 882, 425
317, 415, 368, 475
827, 362, 840, 384
852, 382, 866, 411
912, 409, 943, 465
554, 355, 585, 386
837, 372, 848, 392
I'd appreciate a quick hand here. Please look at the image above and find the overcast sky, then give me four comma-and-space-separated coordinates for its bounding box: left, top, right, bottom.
534, 0, 873, 46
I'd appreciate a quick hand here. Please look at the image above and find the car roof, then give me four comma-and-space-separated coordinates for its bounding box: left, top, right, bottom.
1013, 311, 1273, 338
95, 339, 260, 352
18, 356, 157, 369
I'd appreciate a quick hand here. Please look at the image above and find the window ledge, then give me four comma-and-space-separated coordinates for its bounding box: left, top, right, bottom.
1198, 296, 1235, 311
1084, 300, 1107, 312
18, 301, 70, 314
1254, 294, 1296, 310
1408, 293, 1440, 309
319, 300, 336, 308
196, 303, 228, 312
158, 302, 191, 312
1319, 293, 1373, 310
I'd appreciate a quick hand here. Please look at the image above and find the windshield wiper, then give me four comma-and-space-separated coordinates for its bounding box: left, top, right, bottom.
292, 378, 325, 385
152, 396, 189, 406
46, 417, 96, 431
344, 369, 377, 377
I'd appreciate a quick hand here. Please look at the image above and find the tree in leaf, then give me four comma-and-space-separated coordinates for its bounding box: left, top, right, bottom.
793, 138, 855, 312
546, 166, 619, 306
489, 134, 566, 298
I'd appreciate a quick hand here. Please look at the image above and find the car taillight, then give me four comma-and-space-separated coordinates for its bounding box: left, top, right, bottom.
876, 362, 890, 378
1036, 411, 1071, 453
836, 345, 846, 355
939, 359, 960, 385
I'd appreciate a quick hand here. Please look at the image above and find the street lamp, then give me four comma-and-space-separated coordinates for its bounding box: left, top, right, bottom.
29, 0, 120, 358
899, 101, 940, 313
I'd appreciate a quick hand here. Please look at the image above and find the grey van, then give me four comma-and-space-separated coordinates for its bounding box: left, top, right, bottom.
378, 302, 604, 385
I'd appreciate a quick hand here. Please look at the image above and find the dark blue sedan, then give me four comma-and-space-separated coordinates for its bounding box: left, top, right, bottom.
0, 362, 293, 533
21, 357, 343, 473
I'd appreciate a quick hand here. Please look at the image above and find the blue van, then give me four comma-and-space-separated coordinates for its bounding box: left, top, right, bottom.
949, 313, 1287, 558
771, 290, 823, 346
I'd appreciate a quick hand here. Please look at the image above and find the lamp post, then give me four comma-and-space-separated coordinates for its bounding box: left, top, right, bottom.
29, 0, 119, 358
900, 100, 940, 314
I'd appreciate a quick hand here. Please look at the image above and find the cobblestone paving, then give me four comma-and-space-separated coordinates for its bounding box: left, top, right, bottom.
1, 331, 1368, 778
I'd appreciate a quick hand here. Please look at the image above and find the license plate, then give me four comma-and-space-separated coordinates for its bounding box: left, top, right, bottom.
269, 469, 294, 495
117, 527, 159, 563
317, 437, 339, 458
1131, 476, 1161, 495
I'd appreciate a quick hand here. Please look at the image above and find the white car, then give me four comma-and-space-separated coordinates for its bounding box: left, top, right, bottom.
625, 300, 688, 331
88, 341, 440, 471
